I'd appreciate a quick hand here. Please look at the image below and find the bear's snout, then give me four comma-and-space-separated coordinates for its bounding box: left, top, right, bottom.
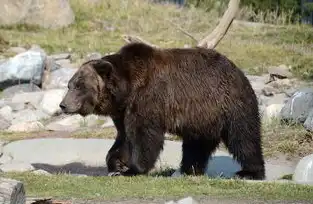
59, 101, 67, 112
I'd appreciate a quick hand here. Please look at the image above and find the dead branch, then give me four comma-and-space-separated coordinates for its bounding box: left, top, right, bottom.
197, 0, 240, 49
122, 0, 240, 50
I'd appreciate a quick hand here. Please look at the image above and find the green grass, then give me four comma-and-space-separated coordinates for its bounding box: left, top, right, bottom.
0, 0, 313, 78
2, 172, 313, 201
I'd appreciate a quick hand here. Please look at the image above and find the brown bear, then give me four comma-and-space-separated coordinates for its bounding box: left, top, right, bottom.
59, 42, 265, 180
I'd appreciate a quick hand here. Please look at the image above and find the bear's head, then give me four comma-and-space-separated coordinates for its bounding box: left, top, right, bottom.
59, 58, 120, 117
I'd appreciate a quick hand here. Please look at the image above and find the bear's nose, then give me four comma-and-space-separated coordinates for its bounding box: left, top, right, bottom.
59, 102, 66, 111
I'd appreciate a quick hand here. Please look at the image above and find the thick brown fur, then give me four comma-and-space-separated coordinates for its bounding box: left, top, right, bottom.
59, 42, 265, 180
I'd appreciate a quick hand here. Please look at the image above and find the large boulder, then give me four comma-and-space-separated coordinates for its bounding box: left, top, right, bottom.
280, 87, 313, 124
0, 0, 75, 29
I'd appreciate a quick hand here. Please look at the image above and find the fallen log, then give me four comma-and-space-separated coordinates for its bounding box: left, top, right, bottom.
0, 177, 26, 204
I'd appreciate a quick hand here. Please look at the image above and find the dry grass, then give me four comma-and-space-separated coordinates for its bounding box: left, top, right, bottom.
0, 0, 313, 78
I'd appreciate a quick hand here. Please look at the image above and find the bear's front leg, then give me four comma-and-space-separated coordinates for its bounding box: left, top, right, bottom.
106, 117, 132, 176
124, 114, 165, 175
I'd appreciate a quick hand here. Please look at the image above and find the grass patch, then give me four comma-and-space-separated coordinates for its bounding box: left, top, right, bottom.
2, 172, 313, 201
0, 0, 312, 78
261, 119, 313, 159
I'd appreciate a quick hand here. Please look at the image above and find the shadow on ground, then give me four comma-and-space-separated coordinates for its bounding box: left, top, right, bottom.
31, 155, 242, 178
32, 162, 109, 176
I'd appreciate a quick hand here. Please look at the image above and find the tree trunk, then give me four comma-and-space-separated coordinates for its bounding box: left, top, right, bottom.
0, 177, 26, 204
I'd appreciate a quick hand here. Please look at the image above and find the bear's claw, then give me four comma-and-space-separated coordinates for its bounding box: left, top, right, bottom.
108, 171, 122, 177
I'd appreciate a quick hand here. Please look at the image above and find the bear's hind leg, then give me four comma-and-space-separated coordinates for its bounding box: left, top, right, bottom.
180, 136, 220, 176
222, 121, 265, 180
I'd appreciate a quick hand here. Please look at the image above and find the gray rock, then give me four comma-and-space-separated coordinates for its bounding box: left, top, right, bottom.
0, 115, 11, 130
39, 89, 67, 115
263, 104, 284, 121
1, 84, 41, 99
0, 162, 35, 172
101, 117, 114, 128
45, 114, 84, 131
293, 154, 313, 185
82, 114, 101, 127
11, 109, 50, 124
85, 52, 102, 61
0, 0, 75, 29
7, 102, 25, 111
268, 65, 293, 79
246, 74, 268, 95
303, 109, 313, 132
280, 87, 313, 123
0, 105, 12, 121
32, 169, 51, 175
55, 59, 71, 67
45, 68, 77, 89
269, 78, 293, 90
0, 154, 12, 164
8, 121, 44, 132
267, 93, 288, 106
0, 50, 46, 88
6, 47, 26, 54
166, 197, 199, 204
11, 91, 44, 109
48, 53, 71, 61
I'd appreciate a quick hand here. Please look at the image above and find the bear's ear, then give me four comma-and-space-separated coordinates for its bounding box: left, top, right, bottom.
91, 59, 114, 80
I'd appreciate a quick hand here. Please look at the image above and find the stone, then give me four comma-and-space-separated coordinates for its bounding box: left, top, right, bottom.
55, 59, 71, 67
0, 0, 75, 29
0, 105, 12, 121
8, 102, 25, 111
263, 104, 284, 121
44, 68, 77, 89
84, 52, 102, 62
177, 197, 199, 204
6, 47, 26, 54
8, 121, 44, 132
45, 114, 84, 131
12, 109, 50, 125
268, 65, 293, 79
40, 89, 67, 115
0, 162, 35, 172
246, 74, 268, 95
48, 53, 71, 61
0, 115, 11, 130
101, 117, 115, 128
0, 50, 46, 88
280, 87, 313, 124
293, 154, 313, 185
82, 114, 100, 127
303, 109, 313, 132
0, 154, 13, 164
1, 84, 41, 99
32, 169, 51, 176
11, 91, 44, 109
266, 93, 288, 106
11, 109, 50, 125
269, 78, 292, 90
165, 197, 199, 204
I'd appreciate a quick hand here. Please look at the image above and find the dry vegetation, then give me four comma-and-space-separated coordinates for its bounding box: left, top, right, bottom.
0, 0, 313, 77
